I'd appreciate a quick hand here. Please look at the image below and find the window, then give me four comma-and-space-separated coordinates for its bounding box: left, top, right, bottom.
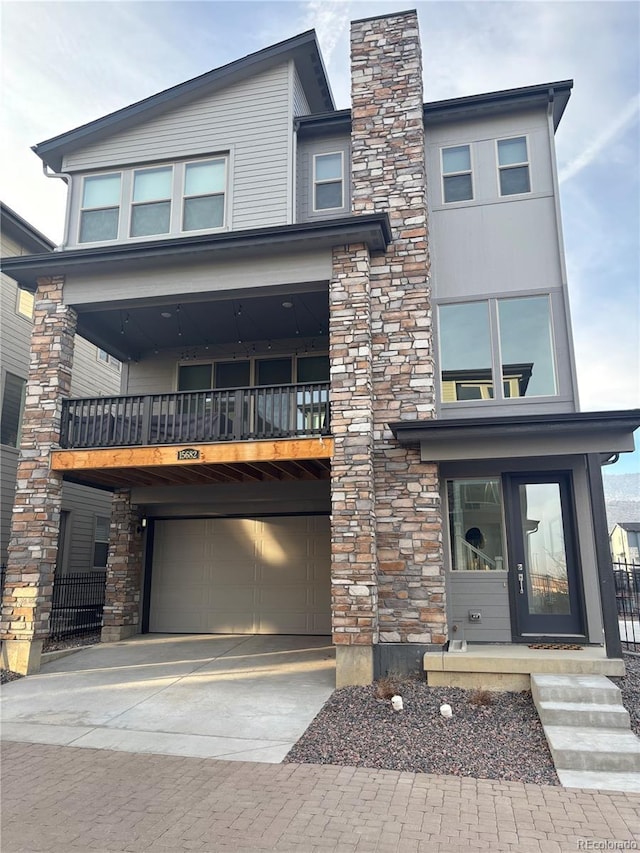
97, 349, 122, 371
439, 295, 557, 403
447, 479, 506, 571
313, 152, 343, 211
79, 173, 121, 243
131, 167, 172, 237
93, 516, 110, 568
1, 373, 26, 447
497, 136, 530, 196
183, 159, 226, 231
441, 145, 473, 203
16, 288, 34, 319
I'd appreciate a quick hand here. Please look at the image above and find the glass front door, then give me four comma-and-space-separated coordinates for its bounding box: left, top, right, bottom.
505, 473, 584, 638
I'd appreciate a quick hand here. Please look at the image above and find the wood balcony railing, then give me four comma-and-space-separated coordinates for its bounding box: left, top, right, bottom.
60, 383, 330, 449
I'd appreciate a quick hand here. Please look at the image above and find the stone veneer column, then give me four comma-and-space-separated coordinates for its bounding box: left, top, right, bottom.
351, 11, 446, 662
101, 489, 144, 642
330, 244, 378, 685
0, 276, 76, 674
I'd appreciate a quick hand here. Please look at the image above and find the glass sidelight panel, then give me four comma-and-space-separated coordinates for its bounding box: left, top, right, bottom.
518, 482, 570, 615
447, 478, 506, 571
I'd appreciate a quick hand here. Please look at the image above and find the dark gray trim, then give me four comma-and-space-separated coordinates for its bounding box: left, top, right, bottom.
141, 519, 155, 634
1, 214, 392, 292
587, 454, 623, 659
296, 110, 351, 138
34, 31, 334, 172
1, 203, 55, 253
373, 642, 442, 679
390, 409, 640, 444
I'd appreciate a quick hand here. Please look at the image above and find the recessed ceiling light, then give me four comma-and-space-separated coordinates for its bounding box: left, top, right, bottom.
282, 301, 293, 309
161, 311, 172, 318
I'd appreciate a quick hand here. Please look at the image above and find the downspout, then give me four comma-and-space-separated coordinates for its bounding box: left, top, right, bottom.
547, 89, 581, 410
41, 162, 72, 250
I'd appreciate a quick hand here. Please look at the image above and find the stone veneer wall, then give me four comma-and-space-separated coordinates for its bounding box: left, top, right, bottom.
350, 11, 445, 648
0, 276, 76, 670
101, 489, 144, 642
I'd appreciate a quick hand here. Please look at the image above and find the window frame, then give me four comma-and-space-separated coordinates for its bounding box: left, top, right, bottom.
96, 349, 122, 372
440, 144, 474, 204
129, 165, 174, 238
312, 151, 344, 213
182, 156, 228, 233
437, 294, 559, 406
496, 135, 531, 197
78, 172, 122, 244
16, 288, 34, 320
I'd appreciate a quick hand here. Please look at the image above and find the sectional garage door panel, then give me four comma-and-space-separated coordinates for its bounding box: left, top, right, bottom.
149, 516, 330, 634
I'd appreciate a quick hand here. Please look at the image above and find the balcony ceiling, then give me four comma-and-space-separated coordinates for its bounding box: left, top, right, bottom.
76, 287, 329, 360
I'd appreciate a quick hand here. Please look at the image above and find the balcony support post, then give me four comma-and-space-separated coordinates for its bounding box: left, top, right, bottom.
1, 276, 77, 674
101, 489, 144, 642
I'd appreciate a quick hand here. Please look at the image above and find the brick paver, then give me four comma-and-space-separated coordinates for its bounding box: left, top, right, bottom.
1, 742, 639, 852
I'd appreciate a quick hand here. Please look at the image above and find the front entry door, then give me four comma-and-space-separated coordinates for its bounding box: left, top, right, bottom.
505, 473, 585, 639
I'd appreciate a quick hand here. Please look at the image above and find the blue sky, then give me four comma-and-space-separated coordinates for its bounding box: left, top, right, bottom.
2, 0, 638, 473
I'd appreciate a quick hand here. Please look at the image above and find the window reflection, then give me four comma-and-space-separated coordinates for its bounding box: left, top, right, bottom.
447, 479, 506, 571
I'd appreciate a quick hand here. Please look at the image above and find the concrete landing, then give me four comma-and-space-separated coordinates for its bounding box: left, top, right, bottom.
531, 673, 640, 793
424, 644, 624, 691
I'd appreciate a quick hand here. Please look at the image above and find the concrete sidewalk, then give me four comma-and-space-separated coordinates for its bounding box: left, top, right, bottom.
2, 741, 639, 852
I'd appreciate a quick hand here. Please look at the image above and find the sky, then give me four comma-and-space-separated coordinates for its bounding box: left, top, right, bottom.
2, 0, 639, 473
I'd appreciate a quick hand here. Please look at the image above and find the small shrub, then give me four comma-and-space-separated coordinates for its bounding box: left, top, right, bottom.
469, 688, 494, 707
375, 675, 400, 700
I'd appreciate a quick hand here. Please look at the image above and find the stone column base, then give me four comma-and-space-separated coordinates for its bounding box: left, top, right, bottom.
101, 625, 139, 643
1, 639, 44, 675
335, 645, 374, 687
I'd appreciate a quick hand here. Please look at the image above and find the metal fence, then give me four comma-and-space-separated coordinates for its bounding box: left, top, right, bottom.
0, 567, 107, 648
614, 561, 640, 652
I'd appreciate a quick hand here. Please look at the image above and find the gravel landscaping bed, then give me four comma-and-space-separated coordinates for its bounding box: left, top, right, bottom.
285, 676, 559, 785
613, 652, 640, 737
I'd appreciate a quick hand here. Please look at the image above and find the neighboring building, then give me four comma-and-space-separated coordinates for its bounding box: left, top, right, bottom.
610, 523, 640, 564
1, 204, 120, 577
1, 11, 638, 681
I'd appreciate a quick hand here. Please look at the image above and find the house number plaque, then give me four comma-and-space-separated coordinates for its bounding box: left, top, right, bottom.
177, 448, 200, 460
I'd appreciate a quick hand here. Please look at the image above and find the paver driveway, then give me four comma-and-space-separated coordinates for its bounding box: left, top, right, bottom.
0, 633, 335, 762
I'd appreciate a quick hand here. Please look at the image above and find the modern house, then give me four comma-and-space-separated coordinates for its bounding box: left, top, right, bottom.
1, 203, 120, 580
2, 10, 638, 685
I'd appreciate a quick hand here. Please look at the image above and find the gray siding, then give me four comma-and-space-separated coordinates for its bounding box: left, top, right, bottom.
0, 448, 18, 565
64, 63, 292, 242
293, 68, 310, 117
70, 338, 123, 397
449, 573, 512, 642
61, 482, 113, 574
63, 248, 332, 307
296, 134, 351, 222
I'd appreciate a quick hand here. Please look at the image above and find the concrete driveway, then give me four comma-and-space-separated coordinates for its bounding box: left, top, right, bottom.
0, 634, 335, 763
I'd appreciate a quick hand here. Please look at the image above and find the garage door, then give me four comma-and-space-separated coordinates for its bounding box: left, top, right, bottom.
149, 515, 331, 634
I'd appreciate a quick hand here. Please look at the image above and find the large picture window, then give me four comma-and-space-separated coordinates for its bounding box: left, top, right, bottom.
439, 295, 557, 403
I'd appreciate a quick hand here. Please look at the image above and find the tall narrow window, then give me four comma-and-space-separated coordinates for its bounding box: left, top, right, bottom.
79, 174, 121, 243
93, 516, 110, 568
0, 373, 26, 447
442, 145, 473, 203
447, 479, 506, 571
313, 152, 343, 211
130, 167, 172, 237
183, 159, 226, 231
497, 137, 530, 195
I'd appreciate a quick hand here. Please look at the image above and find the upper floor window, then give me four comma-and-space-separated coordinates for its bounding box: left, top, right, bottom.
80, 173, 121, 243
177, 354, 329, 392
497, 136, 530, 196
97, 349, 122, 371
78, 157, 227, 244
183, 159, 226, 231
441, 145, 473, 203
16, 288, 34, 319
313, 152, 343, 211
439, 295, 557, 403
131, 167, 172, 237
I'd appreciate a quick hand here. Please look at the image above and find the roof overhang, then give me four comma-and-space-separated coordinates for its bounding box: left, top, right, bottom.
0, 214, 391, 293
389, 410, 640, 462
33, 30, 334, 173
0, 203, 54, 253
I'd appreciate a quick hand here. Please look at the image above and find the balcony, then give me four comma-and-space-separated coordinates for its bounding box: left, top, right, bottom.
60, 382, 330, 449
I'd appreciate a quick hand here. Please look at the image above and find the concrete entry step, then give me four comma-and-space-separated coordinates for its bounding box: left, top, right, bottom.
531, 673, 623, 705
535, 700, 630, 729
556, 769, 640, 794
543, 726, 640, 772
